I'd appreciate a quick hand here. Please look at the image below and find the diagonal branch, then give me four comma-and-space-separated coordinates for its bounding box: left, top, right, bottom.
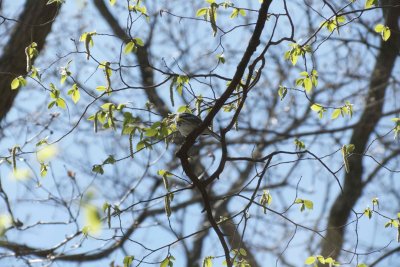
320, 1, 400, 260
0, 0, 61, 121
92, 0, 170, 117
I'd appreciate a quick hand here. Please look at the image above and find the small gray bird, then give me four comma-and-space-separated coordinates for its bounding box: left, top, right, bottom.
176, 113, 221, 141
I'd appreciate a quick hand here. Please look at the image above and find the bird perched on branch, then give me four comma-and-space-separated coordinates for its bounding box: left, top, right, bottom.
175, 112, 221, 141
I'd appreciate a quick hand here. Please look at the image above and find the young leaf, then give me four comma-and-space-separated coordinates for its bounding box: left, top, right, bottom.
11, 78, 20, 90
124, 41, 135, 54
304, 77, 312, 92
196, 7, 208, 17
374, 24, 385, 32
278, 85, 288, 100
364, 207, 372, 219
311, 104, 323, 112
365, 0, 378, 8
203, 256, 213, 267
123, 256, 134, 267
305, 256, 316, 265
67, 84, 80, 104
331, 109, 341, 120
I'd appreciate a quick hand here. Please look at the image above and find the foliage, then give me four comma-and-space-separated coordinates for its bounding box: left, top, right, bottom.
0, 1, 399, 267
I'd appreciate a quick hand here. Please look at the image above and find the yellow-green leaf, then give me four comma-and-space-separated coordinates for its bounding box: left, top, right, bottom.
365, 0, 378, 8
305, 256, 316, 265
37, 144, 58, 162
56, 98, 66, 109
331, 109, 341, 120
124, 41, 135, 54
374, 24, 385, 32
196, 7, 208, 17
304, 200, 313, 210
203, 256, 213, 267
304, 77, 312, 92
11, 78, 20, 90
311, 104, 323, 112
383, 28, 391, 41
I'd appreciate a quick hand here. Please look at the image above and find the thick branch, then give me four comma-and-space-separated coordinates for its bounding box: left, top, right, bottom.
0, 0, 60, 121
321, 2, 400, 260
93, 0, 169, 117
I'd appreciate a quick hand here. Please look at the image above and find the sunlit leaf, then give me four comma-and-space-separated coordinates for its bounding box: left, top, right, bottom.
11, 168, 32, 181
305, 256, 316, 265
37, 144, 58, 162
331, 109, 341, 120
83, 204, 101, 235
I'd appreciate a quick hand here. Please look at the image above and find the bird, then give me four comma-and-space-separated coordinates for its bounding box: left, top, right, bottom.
175, 112, 221, 141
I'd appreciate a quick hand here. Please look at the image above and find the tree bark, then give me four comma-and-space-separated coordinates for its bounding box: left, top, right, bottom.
0, 0, 61, 121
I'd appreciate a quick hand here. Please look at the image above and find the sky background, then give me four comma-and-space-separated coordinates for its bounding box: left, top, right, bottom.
0, 0, 399, 266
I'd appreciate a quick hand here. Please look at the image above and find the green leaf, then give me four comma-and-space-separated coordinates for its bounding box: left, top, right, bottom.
239, 248, 247, 256
346, 144, 355, 153
303, 200, 314, 210
83, 204, 101, 235
311, 104, 323, 112
102, 202, 110, 212
364, 207, 372, 219
56, 98, 66, 109
294, 138, 306, 150
331, 109, 341, 120
372, 197, 379, 209
300, 71, 308, 77
230, 8, 239, 18
203, 256, 213, 267
374, 24, 385, 32
92, 165, 104, 175
196, 7, 208, 17
134, 37, 144, 47
260, 190, 272, 213
317, 255, 326, 264
336, 16, 346, 23
385, 220, 393, 228
383, 27, 391, 41
158, 169, 172, 190
145, 128, 158, 137
294, 198, 303, 204
305, 256, 316, 265
124, 41, 135, 54
136, 141, 146, 151
48, 101, 56, 109
11, 78, 20, 90
177, 105, 190, 113
216, 53, 225, 64
40, 163, 48, 177
123, 256, 134, 267
304, 77, 312, 92
68, 84, 80, 104
103, 155, 116, 165
101, 103, 114, 110
365, 0, 378, 8
160, 255, 174, 267
278, 85, 288, 100
96, 85, 107, 91
357, 264, 368, 267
